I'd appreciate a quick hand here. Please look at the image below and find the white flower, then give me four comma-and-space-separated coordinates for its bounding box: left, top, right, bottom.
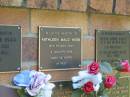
72, 78, 89, 89
72, 70, 92, 83
26, 71, 52, 96
72, 70, 102, 91
72, 76, 82, 83
36, 83, 55, 97
93, 84, 100, 91
72, 71, 92, 89
90, 73, 102, 85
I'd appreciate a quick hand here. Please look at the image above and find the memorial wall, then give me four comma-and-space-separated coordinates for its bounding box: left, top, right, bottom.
0, 0, 130, 97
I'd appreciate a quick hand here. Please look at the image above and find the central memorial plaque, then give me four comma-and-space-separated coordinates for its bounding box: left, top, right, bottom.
39, 26, 81, 70
0, 25, 21, 72
96, 30, 130, 66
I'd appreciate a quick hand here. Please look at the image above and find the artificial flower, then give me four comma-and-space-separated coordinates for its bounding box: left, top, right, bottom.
82, 81, 94, 94
36, 83, 55, 97
119, 60, 130, 72
72, 70, 102, 90
13, 70, 55, 97
88, 62, 99, 75
90, 73, 102, 85
93, 84, 100, 92
26, 72, 51, 96
13, 70, 32, 87
104, 75, 116, 89
71, 60, 130, 97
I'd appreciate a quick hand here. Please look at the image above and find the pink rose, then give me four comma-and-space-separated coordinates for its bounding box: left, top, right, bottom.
82, 81, 94, 94
119, 60, 130, 72
104, 75, 116, 89
88, 62, 99, 74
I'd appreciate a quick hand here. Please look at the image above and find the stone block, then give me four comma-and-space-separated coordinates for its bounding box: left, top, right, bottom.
126, 0, 130, 15
90, 0, 113, 13
88, 14, 130, 35
0, 0, 24, 7
115, 0, 127, 15
0, 0, 12, 6
115, 0, 130, 15
0, 72, 17, 84
44, 69, 79, 81
27, 0, 56, 9
31, 9, 88, 35
126, 0, 130, 14
22, 37, 37, 61
0, 8, 29, 33
82, 38, 95, 60
11, 0, 23, 7
60, 0, 87, 12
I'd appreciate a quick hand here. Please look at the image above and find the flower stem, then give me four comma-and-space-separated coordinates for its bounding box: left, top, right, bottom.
94, 92, 97, 97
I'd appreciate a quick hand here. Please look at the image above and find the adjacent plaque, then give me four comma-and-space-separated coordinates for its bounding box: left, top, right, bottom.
39, 26, 81, 70
108, 77, 130, 97
0, 25, 21, 72
96, 30, 130, 66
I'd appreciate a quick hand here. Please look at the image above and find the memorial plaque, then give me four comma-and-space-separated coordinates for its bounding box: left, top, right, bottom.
96, 30, 130, 66
39, 26, 81, 70
0, 25, 21, 72
108, 77, 130, 97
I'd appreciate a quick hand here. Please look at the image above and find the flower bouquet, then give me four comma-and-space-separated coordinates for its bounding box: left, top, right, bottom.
12, 70, 55, 97
71, 60, 130, 97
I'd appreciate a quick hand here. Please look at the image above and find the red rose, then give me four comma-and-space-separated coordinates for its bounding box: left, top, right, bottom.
104, 75, 116, 89
83, 81, 94, 94
88, 62, 99, 74
119, 60, 130, 72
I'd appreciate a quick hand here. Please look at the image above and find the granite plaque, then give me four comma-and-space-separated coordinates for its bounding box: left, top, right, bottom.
108, 77, 130, 97
96, 30, 130, 66
39, 26, 81, 70
0, 25, 21, 72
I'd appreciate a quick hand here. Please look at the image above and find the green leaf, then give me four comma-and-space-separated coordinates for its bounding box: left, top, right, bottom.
71, 89, 83, 97
97, 83, 106, 97
115, 72, 121, 79
101, 94, 109, 97
100, 62, 112, 74
17, 89, 28, 97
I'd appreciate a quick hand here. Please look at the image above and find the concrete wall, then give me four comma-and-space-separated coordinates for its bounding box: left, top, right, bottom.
0, 6, 130, 83
0, 3, 130, 96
